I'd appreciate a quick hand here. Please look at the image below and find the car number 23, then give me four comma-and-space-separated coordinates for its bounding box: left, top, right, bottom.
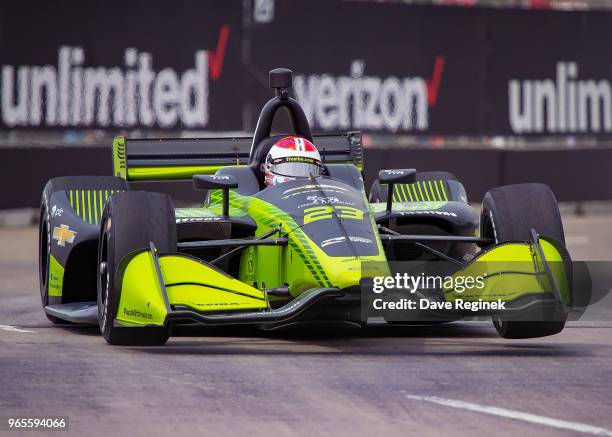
303, 206, 364, 225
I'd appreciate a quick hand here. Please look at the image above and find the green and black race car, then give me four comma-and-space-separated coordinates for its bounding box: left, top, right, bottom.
39, 68, 576, 345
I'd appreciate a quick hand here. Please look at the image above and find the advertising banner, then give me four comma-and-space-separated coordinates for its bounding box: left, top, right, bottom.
0, 1, 611, 136
0, 0, 243, 131
247, 2, 486, 135
247, 2, 612, 137
484, 9, 612, 136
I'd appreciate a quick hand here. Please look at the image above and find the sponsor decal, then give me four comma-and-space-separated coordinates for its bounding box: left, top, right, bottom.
52, 224, 77, 246
272, 156, 320, 165
50, 205, 63, 218
281, 184, 349, 200
321, 236, 373, 248
297, 195, 355, 209
397, 210, 457, 217
294, 57, 445, 132
0, 26, 230, 128
282, 188, 348, 199
123, 308, 153, 320
193, 302, 241, 308
176, 217, 222, 223
382, 170, 405, 175
509, 62, 612, 134
282, 184, 348, 195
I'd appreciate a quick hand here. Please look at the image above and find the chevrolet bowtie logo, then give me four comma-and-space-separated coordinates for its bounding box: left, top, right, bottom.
52, 224, 77, 247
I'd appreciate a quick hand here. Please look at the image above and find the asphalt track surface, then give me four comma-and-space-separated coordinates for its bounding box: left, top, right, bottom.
1, 214, 612, 436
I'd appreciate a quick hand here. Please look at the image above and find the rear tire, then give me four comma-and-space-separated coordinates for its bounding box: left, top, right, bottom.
97, 192, 176, 346
481, 183, 566, 339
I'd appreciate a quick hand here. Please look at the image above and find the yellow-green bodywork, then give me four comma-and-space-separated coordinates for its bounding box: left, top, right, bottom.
116, 187, 389, 326
208, 190, 389, 296
116, 251, 267, 326
443, 239, 571, 306
127, 165, 235, 181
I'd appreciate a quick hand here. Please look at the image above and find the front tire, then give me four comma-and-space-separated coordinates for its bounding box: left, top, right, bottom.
481, 183, 566, 339
98, 191, 176, 346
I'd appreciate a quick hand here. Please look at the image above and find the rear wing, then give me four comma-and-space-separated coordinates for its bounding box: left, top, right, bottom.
112, 132, 363, 182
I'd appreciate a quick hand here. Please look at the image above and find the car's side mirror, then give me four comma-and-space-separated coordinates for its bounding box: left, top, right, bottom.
193, 175, 238, 217
378, 169, 417, 185
377, 169, 417, 213
193, 174, 238, 190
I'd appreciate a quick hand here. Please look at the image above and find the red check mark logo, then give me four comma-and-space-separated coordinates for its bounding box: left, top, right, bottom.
209, 25, 230, 81
426, 55, 445, 107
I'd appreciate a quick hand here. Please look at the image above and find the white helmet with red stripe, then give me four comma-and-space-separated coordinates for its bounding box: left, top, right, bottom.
264, 136, 322, 186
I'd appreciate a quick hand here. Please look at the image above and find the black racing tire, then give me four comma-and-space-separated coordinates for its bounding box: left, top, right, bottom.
39, 176, 128, 324
97, 191, 176, 346
481, 183, 566, 339
39, 205, 61, 324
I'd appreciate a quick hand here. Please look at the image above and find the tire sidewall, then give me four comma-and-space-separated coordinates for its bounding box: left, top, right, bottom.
98, 206, 116, 341
39, 202, 50, 307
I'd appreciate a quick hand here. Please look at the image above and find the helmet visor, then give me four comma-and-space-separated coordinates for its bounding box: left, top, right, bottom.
269, 157, 322, 178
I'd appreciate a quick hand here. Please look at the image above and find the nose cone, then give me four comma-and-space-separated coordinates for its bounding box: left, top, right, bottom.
329, 260, 390, 290
335, 266, 363, 290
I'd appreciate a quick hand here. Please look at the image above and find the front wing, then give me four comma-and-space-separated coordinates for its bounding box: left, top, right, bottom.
44, 233, 574, 327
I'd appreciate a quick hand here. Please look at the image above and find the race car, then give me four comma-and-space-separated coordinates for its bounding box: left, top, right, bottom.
38, 68, 575, 345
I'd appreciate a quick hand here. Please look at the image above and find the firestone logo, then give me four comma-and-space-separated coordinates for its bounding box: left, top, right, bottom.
0, 26, 229, 128
294, 57, 445, 133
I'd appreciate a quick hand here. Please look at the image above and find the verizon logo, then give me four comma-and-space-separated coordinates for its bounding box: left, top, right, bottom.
509, 62, 611, 134
294, 57, 445, 132
0, 26, 230, 128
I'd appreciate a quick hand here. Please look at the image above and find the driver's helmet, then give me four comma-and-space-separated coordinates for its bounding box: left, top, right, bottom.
264, 136, 322, 187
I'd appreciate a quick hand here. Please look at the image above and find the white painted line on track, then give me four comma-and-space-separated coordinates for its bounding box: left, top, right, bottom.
404, 394, 612, 436
0, 324, 34, 333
